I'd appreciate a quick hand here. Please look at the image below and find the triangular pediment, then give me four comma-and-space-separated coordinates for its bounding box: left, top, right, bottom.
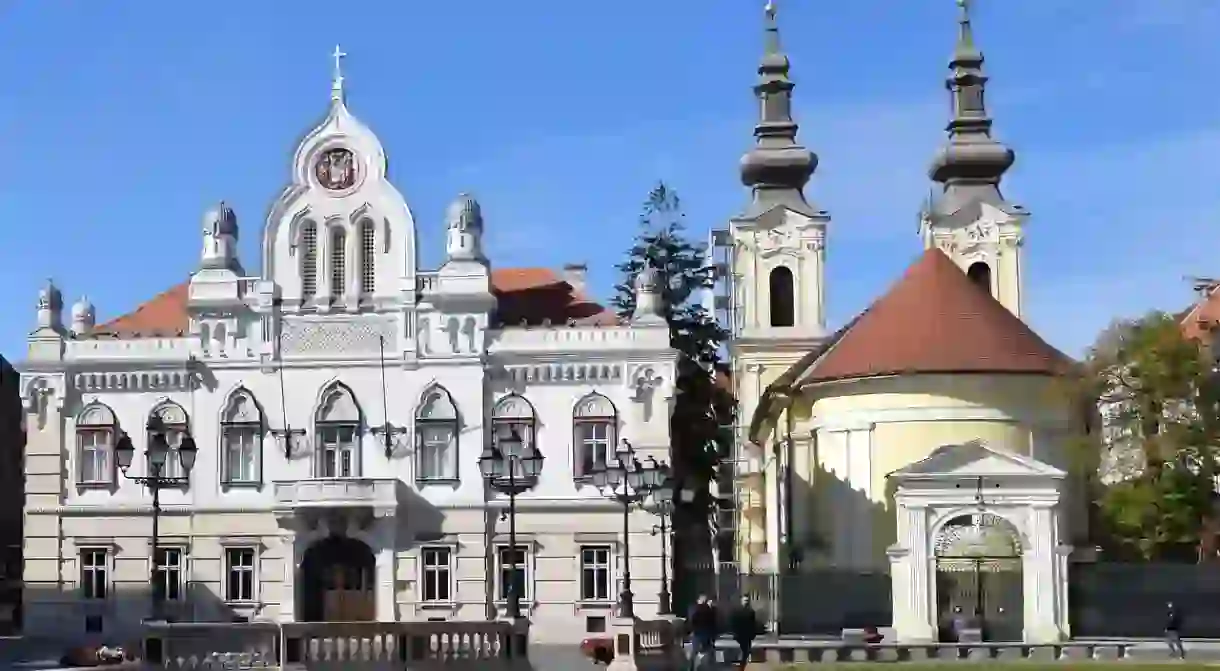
888, 439, 1065, 481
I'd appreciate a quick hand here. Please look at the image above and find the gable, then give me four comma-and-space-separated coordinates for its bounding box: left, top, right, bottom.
889, 439, 1065, 481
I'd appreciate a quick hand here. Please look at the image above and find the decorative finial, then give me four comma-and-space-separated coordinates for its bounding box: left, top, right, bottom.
956, 0, 975, 47
331, 44, 348, 102
765, 0, 776, 20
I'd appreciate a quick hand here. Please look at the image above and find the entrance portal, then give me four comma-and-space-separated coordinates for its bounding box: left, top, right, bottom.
299, 535, 376, 622
934, 513, 1023, 641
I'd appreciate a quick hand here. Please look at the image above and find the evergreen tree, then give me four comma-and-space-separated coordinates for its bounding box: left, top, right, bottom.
611, 181, 735, 524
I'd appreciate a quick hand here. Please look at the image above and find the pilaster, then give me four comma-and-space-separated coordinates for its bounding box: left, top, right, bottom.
1025, 503, 1062, 643
895, 502, 935, 641
374, 515, 397, 621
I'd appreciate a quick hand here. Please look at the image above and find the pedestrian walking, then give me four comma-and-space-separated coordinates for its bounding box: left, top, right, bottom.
686, 595, 716, 671
729, 596, 764, 670
1165, 601, 1186, 660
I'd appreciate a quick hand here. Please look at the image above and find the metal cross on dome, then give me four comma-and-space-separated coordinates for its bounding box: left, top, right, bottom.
331, 44, 348, 99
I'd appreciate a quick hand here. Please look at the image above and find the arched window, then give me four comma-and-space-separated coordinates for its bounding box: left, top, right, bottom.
148, 402, 190, 480
76, 403, 117, 486
222, 389, 263, 486
967, 261, 992, 292
572, 393, 616, 480
491, 395, 537, 456
416, 386, 459, 482
301, 221, 318, 299
360, 219, 376, 295
316, 383, 361, 478
769, 266, 795, 327
330, 227, 347, 298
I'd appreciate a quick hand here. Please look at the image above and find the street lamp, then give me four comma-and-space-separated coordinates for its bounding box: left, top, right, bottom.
590, 440, 667, 619
115, 418, 197, 621
648, 475, 692, 616
479, 428, 544, 620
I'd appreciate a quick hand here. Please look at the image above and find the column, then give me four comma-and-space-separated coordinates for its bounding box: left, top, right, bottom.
896, 503, 935, 641
278, 516, 299, 622
374, 514, 397, 621
1024, 504, 1061, 643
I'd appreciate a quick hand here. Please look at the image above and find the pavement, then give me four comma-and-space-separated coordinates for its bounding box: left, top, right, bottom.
0, 637, 601, 671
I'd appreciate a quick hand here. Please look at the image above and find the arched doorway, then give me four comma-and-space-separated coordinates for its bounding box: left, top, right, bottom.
299, 535, 376, 622
966, 261, 992, 292
934, 513, 1023, 641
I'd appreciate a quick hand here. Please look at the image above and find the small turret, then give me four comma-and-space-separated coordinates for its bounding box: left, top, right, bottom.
631, 265, 666, 325
200, 201, 242, 272
36, 279, 64, 333
70, 296, 95, 337
444, 193, 486, 263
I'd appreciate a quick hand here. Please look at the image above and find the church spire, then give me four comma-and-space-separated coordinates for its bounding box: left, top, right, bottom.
739, 1, 818, 217
927, 0, 1015, 209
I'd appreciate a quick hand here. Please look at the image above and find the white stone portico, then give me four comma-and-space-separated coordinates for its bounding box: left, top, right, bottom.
887, 440, 1070, 644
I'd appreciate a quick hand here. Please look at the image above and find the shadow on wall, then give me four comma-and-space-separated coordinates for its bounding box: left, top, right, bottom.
21, 582, 243, 652
776, 461, 893, 635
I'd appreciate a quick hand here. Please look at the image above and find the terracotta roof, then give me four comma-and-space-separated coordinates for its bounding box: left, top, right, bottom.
799, 248, 1071, 383
1179, 281, 1220, 343
91, 268, 617, 339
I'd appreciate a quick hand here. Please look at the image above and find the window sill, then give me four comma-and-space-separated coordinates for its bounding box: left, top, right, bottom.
577, 601, 615, 611
76, 482, 115, 491
220, 481, 262, 491
418, 601, 457, 611
416, 478, 460, 488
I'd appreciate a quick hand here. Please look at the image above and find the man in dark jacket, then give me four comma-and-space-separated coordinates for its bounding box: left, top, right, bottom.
1166, 601, 1185, 660
686, 595, 716, 670
729, 596, 762, 670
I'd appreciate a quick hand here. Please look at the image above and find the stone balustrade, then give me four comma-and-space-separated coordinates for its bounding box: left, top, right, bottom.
712, 639, 1134, 664
143, 619, 529, 670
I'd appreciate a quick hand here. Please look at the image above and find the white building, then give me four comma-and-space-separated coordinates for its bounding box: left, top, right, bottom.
18, 61, 677, 645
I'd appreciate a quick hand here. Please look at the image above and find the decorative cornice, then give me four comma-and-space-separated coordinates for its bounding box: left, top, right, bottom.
31, 497, 627, 516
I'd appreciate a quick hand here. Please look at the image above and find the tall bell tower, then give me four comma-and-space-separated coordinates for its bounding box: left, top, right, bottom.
920, 0, 1028, 318
715, 1, 829, 574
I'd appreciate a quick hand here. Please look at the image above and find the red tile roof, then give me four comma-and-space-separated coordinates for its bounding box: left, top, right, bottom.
91, 268, 617, 338
1179, 280, 1220, 343
800, 248, 1072, 383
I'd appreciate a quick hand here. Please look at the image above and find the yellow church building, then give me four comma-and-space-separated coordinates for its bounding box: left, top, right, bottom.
718, 2, 1082, 643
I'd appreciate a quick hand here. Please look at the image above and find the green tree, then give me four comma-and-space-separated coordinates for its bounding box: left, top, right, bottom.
1077, 311, 1220, 560
611, 181, 735, 510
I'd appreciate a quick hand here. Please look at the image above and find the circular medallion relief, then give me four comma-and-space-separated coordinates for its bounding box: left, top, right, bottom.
314, 147, 357, 191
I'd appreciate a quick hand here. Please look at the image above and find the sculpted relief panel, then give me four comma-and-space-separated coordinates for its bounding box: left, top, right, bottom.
281, 318, 397, 356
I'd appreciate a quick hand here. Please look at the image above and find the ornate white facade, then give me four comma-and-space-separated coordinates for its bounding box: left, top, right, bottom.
19, 68, 677, 645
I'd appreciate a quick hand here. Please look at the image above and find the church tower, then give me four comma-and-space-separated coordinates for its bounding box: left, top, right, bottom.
728, 1, 828, 344
920, 0, 1027, 318
720, 1, 828, 574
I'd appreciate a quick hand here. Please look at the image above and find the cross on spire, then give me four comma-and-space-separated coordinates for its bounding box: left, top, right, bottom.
331, 44, 347, 102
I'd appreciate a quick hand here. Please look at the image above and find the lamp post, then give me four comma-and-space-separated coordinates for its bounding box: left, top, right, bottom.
115, 418, 197, 621
479, 429, 544, 620
590, 440, 667, 619
648, 476, 692, 617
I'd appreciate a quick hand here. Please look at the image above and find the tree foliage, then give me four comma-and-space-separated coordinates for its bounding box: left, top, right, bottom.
1077, 311, 1220, 560
611, 182, 735, 498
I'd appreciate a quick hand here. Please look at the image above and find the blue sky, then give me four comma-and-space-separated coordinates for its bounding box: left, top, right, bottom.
2, 0, 1218, 359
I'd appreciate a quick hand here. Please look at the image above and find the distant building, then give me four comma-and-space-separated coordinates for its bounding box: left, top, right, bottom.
0, 355, 22, 633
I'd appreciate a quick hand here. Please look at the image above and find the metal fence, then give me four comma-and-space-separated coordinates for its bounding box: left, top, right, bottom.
680, 562, 892, 636
1070, 562, 1220, 638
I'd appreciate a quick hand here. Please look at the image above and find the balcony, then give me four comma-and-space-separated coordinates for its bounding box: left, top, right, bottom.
273, 478, 398, 512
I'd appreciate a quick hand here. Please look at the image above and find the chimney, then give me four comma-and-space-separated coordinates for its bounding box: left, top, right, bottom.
562, 263, 588, 297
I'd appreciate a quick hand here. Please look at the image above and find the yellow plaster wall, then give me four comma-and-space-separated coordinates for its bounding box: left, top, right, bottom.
784, 373, 1076, 568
